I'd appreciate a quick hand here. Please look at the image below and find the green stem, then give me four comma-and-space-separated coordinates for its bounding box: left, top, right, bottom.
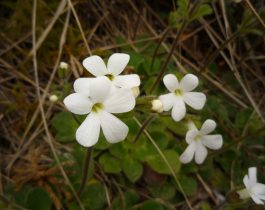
133, 114, 156, 142
78, 147, 94, 196
149, 21, 188, 94
133, 117, 194, 210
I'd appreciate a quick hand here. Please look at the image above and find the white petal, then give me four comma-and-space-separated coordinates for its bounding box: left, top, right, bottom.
185, 129, 199, 144
163, 74, 179, 92
103, 88, 135, 113
99, 111, 129, 143
201, 135, 223, 150
179, 142, 196, 164
243, 175, 250, 188
250, 194, 264, 205
73, 78, 91, 96
76, 113, 100, 147
187, 120, 198, 131
183, 92, 206, 110
158, 93, 175, 111
200, 119, 216, 135
248, 167, 257, 186
63, 93, 92, 115
171, 97, 186, 122
89, 76, 111, 103
252, 183, 265, 195
82, 55, 108, 76
113, 74, 140, 88
194, 142, 208, 164
107, 53, 130, 75
180, 74, 199, 92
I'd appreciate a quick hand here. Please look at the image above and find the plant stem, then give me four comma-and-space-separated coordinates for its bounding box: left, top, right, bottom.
244, 0, 265, 30
78, 147, 94, 196
149, 21, 188, 94
133, 114, 156, 142
133, 117, 194, 210
150, 27, 170, 75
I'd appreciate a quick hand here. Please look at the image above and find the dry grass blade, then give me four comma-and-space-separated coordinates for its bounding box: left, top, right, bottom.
31, 1, 84, 209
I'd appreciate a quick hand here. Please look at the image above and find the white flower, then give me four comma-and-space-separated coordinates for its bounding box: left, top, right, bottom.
49, 94, 58, 102
132, 86, 140, 98
63, 76, 135, 147
159, 74, 206, 122
59, 61, 68, 69
179, 119, 223, 164
151, 99, 163, 113
238, 167, 265, 205
74, 53, 140, 96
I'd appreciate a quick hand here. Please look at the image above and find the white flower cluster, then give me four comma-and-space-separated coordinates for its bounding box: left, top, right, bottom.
157, 73, 223, 165
63, 53, 263, 205
64, 53, 140, 147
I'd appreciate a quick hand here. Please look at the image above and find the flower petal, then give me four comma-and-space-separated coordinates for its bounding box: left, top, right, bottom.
252, 183, 265, 195
183, 92, 206, 110
89, 76, 111, 103
194, 142, 208, 164
185, 129, 199, 144
107, 53, 130, 75
201, 134, 223, 150
187, 120, 198, 131
159, 93, 175, 111
103, 88, 135, 113
82, 55, 108, 76
200, 119, 216, 135
179, 142, 196, 164
113, 74, 140, 88
180, 74, 199, 92
171, 97, 186, 122
248, 167, 257, 186
73, 78, 91, 96
163, 74, 179, 92
243, 175, 250, 188
63, 93, 92, 115
76, 113, 100, 147
99, 111, 129, 143
250, 194, 264, 205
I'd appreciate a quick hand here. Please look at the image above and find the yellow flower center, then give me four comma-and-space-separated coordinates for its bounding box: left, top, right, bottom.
194, 134, 202, 141
174, 89, 183, 96
106, 74, 114, 81
92, 103, 104, 113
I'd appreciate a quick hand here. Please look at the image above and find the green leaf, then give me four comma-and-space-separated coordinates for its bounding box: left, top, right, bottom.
52, 112, 78, 142
149, 182, 176, 200
112, 190, 139, 210
110, 142, 128, 158
179, 176, 197, 196
191, 4, 212, 21
122, 156, 143, 182
178, 0, 189, 16
140, 200, 164, 210
99, 153, 121, 174
199, 202, 212, 210
132, 137, 157, 162
235, 109, 252, 130
26, 188, 52, 210
81, 181, 107, 210
147, 150, 181, 175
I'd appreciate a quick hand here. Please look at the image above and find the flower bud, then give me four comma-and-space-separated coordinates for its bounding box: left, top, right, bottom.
49, 94, 58, 102
151, 99, 163, 113
132, 87, 140, 98
59, 62, 68, 70
58, 62, 69, 78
